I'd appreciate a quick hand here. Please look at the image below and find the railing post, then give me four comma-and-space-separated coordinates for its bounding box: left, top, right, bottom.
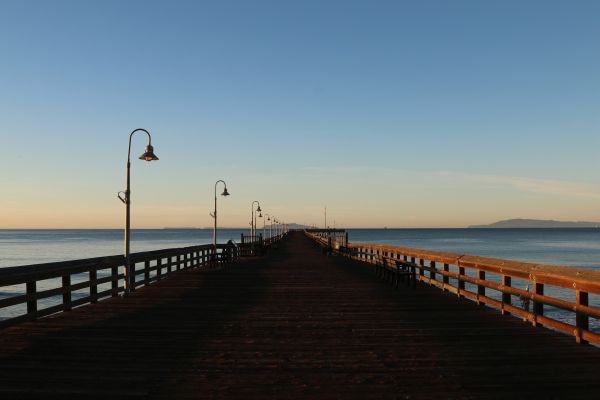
26, 281, 37, 315
477, 270, 485, 305
533, 283, 544, 327
130, 261, 137, 290
443, 263, 449, 291
157, 258, 162, 280
144, 260, 150, 285
62, 274, 72, 311
501, 275, 511, 315
576, 290, 589, 344
111, 265, 119, 297
458, 266, 465, 298
90, 269, 98, 303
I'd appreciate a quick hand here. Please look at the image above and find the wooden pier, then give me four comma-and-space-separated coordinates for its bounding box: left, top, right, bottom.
1, 231, 600, 399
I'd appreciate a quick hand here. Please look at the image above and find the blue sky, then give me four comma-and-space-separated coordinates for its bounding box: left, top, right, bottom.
1, 0, 599, 228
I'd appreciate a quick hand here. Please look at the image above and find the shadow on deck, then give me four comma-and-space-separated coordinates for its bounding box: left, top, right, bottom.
0, 231, 599, 399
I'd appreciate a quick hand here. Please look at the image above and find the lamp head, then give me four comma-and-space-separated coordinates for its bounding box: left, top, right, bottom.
221, 187, 230, 196
139, 144, 159, 161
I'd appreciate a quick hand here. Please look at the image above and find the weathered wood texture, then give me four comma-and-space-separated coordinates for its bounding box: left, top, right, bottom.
0, 231, 599, 399
306, 231, 600, 345
0, 242, 249, 328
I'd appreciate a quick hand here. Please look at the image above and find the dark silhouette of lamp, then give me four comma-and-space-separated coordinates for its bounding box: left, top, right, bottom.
117, 128, 158, 294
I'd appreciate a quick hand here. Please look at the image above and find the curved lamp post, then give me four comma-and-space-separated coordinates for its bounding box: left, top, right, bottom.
264, 213, 271, 239
250, 201, 261, 239
117, 128, 158, 294
256, 209, 263, 240
212, 180, 230, 247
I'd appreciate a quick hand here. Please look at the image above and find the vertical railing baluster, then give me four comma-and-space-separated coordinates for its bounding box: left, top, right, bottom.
443, 263, 449, 291
111, 265, 119, 297
62, 274, 72, 311
144, 260, 150, 285
533, 283, 544, 327
502, 275, 511, 315
90, 269, 98, 303
458, 265, 465, 298
477, 270, 485, 305
26, 281, 37, 316
576, 290, 589, 344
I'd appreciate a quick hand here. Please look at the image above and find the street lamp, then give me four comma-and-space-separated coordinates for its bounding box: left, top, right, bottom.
256, 210, 263, 240
211, 180, 230, 247
251, 201, 261, 239
117, 128, 158, 294
264, 213, 271, 239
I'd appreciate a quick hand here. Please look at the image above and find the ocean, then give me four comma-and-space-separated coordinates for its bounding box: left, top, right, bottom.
1, 228, 599, 331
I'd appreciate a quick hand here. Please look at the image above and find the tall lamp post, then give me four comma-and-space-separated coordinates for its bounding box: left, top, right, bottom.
211, 180, 230, 247
256, 209, 263, 240
264, 213, 271, 239
251, 201, 261, 239
117, 128, 158, 294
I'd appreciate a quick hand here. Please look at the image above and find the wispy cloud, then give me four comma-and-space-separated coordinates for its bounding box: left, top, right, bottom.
435, 171, 600, 200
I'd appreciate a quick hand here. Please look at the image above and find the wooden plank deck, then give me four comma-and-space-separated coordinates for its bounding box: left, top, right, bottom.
0, 231, 599, 399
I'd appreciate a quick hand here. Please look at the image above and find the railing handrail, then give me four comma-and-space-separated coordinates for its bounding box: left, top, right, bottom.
348, 242, 600, 293
0, 234, 288, 329
305, 230, 600, 346
0, 243, 234, 285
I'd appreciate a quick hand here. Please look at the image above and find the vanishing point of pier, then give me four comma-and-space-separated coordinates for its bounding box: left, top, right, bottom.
1, 231, 600, 399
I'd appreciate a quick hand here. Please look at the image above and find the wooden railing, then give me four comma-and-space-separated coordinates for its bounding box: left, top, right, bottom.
305, 231, 600, 346
240, 233, 287, 256
0, 243, 242, 328
305, 229, 348, 249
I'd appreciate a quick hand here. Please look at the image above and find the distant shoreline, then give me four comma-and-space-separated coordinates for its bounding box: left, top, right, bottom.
469, 219, 600, 229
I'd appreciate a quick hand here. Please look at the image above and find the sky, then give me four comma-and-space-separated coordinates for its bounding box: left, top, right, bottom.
1, 0, 599, 228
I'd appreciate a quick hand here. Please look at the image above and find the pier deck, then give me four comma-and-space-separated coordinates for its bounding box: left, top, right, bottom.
1, 231, 599, 399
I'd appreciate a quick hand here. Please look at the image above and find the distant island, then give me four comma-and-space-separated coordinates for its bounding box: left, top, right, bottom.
469, 219, 600, 229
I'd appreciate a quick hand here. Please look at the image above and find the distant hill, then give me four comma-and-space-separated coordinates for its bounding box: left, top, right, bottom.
469, 219, 600, 229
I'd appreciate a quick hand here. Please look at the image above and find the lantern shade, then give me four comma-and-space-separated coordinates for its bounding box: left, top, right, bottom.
139, 145, 159, 161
